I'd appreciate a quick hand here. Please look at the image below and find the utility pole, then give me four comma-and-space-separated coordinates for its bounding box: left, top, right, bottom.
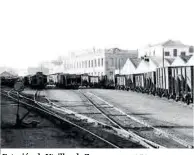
119, 58, 121, 74
163, 47, 165, 68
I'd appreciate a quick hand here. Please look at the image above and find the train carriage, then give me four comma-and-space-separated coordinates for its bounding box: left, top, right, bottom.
89, 76, 100, 88
30, 72, 47, 89
125, 74, 135, 91
115, 74, 126, 90
156, 66, 194, 104
134, 73, 145, 92
144, 72, 156, 94
80, 74, 89, 87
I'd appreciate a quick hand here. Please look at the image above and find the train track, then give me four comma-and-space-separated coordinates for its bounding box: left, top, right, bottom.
2, 88, 191, 148
39, 89, 166, 148
75, 90, 167, 148
76, 90, 193, 148
0, 89, 120, 148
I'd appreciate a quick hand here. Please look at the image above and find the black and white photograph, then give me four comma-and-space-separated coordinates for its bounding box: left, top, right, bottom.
0, 0, 194, 153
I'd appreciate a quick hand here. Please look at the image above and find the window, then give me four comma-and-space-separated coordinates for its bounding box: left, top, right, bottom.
88, 60, 90, 68
115, 58, 117, 68
189, 46, 194, 53
91, 60, 93, 67
110, 58, 114, 66
173, 49, 177, 57
101, 58, 104, 67
153, 50, 155, 56
86, 61, 87, 68
181, 52, 186, 56
98, 58, 100, 67
121, 58, 124, 65
95, 59, 97, 67
165, 51, 170, 56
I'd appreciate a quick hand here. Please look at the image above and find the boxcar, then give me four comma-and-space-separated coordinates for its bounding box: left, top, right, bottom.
125, 74, 135, 91
133, 73, 145, 92
156, 66, 194, 104
115, 74, 126, 90
89, 76, 100, 88
144, 72, 156, 94
80, 74, 89, 87
30, 72, 47, 89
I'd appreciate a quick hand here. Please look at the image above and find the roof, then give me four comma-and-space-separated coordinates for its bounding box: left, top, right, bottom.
179, 55, 192, 63
149, 40, 189, 48
149, 57, 163, 66
0, 71, 17, 77
129, 58, 141, 68
165, 58, 175, 64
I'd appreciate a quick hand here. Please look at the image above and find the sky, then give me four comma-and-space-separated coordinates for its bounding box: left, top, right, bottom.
0, 0, 194, 69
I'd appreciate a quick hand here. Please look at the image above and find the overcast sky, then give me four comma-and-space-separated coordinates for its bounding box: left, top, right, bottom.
0, 0, 193, 69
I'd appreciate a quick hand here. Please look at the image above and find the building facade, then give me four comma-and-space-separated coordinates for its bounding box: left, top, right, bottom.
138, 40, 193, 59
62, 48, 138, 79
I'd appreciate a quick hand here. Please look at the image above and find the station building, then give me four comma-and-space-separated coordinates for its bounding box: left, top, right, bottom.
138, 40, 193, 59
62, 48, 138, 79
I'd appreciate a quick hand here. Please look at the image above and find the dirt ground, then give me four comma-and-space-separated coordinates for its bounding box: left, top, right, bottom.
0, 94, 112, 148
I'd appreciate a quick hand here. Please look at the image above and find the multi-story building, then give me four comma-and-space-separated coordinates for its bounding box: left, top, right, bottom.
138, 40, 193, 58
63, 48, 138, 79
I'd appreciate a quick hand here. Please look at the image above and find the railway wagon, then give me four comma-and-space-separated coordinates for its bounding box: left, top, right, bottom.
133, 73, 145, 93
156, 66, 194, 104
62, 74, 83, 89
0, 77, 18, 87
30, 72, 47, 89
80, 74, 89, 87
23, 75, 31, 86
133, 71, 156, 94
102, 75, 115, 89
144, 72, 156, 95
89, 76, 100, 88
115, 74, 126, 90
125, 74, 135, 91
47, 73, 59, 85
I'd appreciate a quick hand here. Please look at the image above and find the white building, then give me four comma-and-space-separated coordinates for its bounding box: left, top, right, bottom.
138, 40, 193, 59
62, 48, 138, 79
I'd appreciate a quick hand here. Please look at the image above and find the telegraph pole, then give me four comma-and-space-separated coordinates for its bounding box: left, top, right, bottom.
163, 47, 165, 67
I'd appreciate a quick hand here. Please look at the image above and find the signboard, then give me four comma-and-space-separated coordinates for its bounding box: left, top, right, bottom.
14, 81, 24, 92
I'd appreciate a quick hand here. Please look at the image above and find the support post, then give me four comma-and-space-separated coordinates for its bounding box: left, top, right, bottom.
16, 92, 20, 126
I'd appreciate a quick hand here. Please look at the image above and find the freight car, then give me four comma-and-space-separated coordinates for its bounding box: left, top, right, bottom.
0, 77, 18, 87
30, 72, 47, 89
156, 66, 193, 104
115, 74, 126, 90
89, 76, 100, 88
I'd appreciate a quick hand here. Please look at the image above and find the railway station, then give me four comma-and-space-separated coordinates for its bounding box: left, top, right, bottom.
1, 40, 194, 149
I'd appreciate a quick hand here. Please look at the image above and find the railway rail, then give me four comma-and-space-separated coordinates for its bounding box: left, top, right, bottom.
0, 89, 120, 148
76, 90, 192, 148
1, 87, 192, 148
40, 89, 166, 148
